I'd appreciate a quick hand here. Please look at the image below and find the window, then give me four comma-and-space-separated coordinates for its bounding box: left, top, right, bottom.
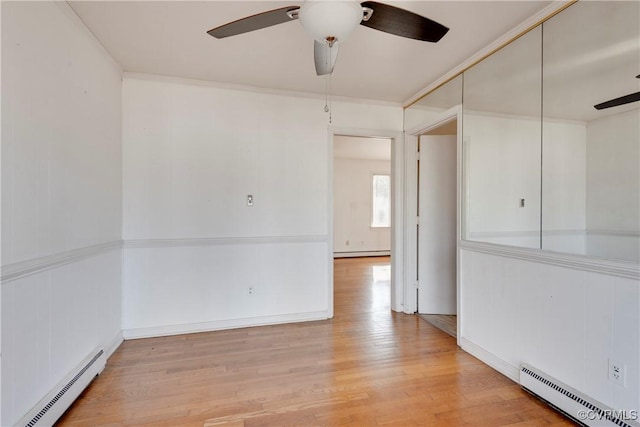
371, 174, 391, 228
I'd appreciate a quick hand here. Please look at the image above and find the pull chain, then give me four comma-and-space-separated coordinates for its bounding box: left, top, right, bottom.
329, 71, 332, 124
324, 43, 330, 114
323, 42, 332, 124
324, 73, 329, 113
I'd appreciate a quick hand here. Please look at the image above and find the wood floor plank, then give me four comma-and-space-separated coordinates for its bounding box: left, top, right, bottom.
56, 257, 574, 426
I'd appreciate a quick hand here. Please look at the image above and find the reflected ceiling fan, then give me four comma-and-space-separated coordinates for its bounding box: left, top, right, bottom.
207, 1, 448, 76
594, 75, 640, 110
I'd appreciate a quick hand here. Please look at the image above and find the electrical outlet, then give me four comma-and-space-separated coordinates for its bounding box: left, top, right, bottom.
248, 287, 254, 295
609, 359, 626, 386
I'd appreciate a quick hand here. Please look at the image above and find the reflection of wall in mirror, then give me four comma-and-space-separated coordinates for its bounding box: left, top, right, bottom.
405, 75, 463, 131
586, 109, 640, 262
404, 106, 445, 132
542, 118, 587, 254
465, 111, 588, 251
465, 112, 541, 250
465, 107, 640, 262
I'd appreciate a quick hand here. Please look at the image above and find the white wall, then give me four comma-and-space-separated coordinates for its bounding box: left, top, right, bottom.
460, 245, 639, 415
1, 2, 123, 425
333, 157, 391, 254
122, 75, 402, 337
586, 109, 640, 262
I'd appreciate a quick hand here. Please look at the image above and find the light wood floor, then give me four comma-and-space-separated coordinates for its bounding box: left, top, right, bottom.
57, 257, 574, 426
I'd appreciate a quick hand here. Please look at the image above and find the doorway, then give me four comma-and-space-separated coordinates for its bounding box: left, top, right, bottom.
417, 121, 458, 336
404, 109, 461, 339
328, 128, 402, 318
333, 135, 392, 258
417, 120, 457, 312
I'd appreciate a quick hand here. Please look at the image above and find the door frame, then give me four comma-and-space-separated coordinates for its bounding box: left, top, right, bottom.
328, 127, 403, 317
403, 106, 463, 343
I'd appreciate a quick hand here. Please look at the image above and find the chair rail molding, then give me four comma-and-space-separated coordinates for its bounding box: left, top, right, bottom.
1, 240, 124, 283
460, 240, 639, 280
123, 235, 328, 249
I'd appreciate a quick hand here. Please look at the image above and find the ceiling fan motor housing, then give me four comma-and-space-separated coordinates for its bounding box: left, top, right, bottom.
298, 0, 364, 45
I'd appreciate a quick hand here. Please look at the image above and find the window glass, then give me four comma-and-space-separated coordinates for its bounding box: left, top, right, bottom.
372, 175, 390, 228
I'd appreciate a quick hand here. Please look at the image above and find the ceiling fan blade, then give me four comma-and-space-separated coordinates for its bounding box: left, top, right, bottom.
314, 41, 339, 76
594, 91, 640, 110
207, 6, 299, 39
360, 1, 448, 43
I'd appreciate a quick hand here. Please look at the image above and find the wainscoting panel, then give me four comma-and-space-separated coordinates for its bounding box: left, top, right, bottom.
459, 243, 639, 415
1, 248, 122, 426
123, 237, 330, 338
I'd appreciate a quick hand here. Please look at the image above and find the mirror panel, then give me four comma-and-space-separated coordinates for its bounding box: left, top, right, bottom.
542, 1, 640, 261
404, 75, 462, 131
462, 26, 542, 248
405, 2, 639, 262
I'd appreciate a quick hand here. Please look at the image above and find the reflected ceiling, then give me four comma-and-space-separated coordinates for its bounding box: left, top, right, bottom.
543, 1, 639, 122
458, 1, 639, 122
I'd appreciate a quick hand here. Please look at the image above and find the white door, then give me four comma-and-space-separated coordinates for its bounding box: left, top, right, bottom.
417, 134, 457, 314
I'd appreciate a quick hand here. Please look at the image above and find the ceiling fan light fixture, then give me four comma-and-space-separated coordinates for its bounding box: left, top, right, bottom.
298, 0, 363, 46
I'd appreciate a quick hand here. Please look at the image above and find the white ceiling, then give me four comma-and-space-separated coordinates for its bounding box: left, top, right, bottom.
68, 1, 552, 103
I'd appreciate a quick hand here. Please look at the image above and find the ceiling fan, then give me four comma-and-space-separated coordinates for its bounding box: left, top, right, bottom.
594, 75, 640, 110
207, 1, 449, 76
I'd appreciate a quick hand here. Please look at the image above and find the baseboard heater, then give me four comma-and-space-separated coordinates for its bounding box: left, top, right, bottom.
17, 348, 106, 427
520, 364, 639, 427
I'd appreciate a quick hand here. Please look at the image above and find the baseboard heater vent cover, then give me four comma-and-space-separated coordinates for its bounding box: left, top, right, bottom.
520, 364, 639, 427
18, 348, 105, 427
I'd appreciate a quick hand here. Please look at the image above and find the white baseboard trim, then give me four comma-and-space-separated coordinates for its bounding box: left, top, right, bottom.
459, 337, 519, 382
104, 331, 124, 359
333, 251, 390, 258
123, 311, 330, 340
